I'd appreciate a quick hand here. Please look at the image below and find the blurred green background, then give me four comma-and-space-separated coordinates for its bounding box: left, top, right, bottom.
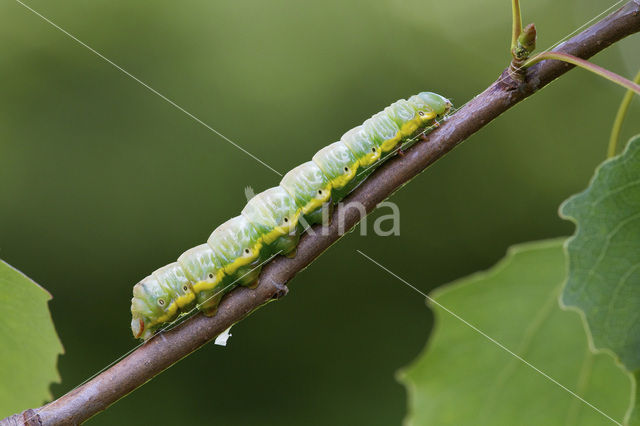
1, 0, 638, 424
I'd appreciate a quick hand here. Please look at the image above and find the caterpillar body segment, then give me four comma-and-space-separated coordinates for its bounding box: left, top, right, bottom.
341, 125, 382, 168
363, 112, 400, 152
241, 187, 300, 242
208, 216, 262, 265
177, 244, 227, 310
153, 264, 197, 311
130, 92, 452, 339
312, 141, 361, 201
280, 161, 332, 226
241, 187, 302, 255
207, 215, 265, 287
383, 99, 417, 129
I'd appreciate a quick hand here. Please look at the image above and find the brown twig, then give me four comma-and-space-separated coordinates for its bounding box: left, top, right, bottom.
3, 1, 640, 424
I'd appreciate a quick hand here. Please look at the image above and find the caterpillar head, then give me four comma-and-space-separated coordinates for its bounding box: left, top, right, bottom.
130, 275, 173, 340
417, 92, 452, 117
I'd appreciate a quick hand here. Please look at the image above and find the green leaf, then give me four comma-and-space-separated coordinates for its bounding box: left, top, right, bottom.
560, 135, 640, 424
0, 260, 64, 418
399, 240, 631, 426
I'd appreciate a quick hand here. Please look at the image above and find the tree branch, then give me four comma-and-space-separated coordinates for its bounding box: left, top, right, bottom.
4, 1, 640, 424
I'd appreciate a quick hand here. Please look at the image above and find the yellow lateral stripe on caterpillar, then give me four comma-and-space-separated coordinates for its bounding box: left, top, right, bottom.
222, 242, 263, 274
143, 291, 197, 330
175, 292, 197, 309
327, 164, 358, 189
258, 214, 301, 245
192, 219, 294, 291
380, 112, 436, 152
301, 183, 333, 215
357, 150, 382, 168
192, 269, 227, 293
149, 299, 182, 327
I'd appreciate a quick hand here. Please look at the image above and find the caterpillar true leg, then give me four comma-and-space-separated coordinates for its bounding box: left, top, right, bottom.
245, 280, 260, 290
284, 248, 298, 259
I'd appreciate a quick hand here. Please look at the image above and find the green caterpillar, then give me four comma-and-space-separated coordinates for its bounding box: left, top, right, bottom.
130, 92, 451, 339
